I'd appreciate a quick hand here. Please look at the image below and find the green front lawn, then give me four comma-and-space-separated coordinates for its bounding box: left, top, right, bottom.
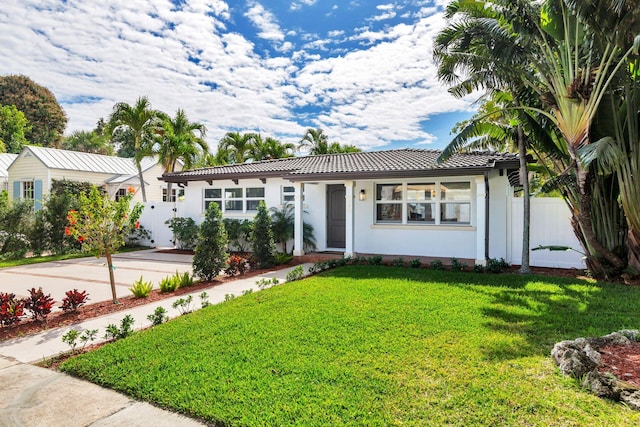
61, 266, 640, 426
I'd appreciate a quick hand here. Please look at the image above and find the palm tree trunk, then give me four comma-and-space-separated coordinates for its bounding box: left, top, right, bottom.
628, 230, 640, 273
517, 122, 531, 274
105, 252, 119, 304
167, 181, 173, 202
136, 160, 147, 202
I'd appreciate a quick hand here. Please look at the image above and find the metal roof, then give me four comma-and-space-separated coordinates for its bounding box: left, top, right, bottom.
0, 153, 18, 178
11, 146, 159, 179
162, 149, 520, 183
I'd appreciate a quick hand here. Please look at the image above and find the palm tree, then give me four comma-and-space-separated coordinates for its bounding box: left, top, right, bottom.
157, 109, 208, 199
250, 134, 295, 160
298, 128, 362, 155
434, 0, 537, 273
219, 132, 255, 164
109, 97, 164, 202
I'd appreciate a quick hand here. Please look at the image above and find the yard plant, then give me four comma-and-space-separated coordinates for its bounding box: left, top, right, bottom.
61, 266, 640, 425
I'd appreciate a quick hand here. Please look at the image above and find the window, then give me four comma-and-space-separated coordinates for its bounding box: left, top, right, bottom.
163, 188, 185, 202
203, 187, 265, 213
22, 181, 34, 201
375, 181, 472, 226
282, 186, 295, 204
115, 188, 127, 201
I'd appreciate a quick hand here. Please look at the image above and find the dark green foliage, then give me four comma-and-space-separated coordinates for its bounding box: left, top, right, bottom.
367, 255, 383, 266
450, 258, 468, 271
104, 315, 135, 341
223, 218, 252, 252
172, 295, 194, 315
392, 257, 404, 267
23, 287, 54, 321
250, 202, 276, 268
193, 202, 228, 281
486, 258, 510, 274
286, 265, 305, 282
0, 195, 33, 260
0, 75, 67, 147
165, 217, 199, 250
430, 259, 444, 270
474, 264, 485, 273
147, 307, 168, 326
409, 258, 422, 268
270, 204, 294, 254
274, 253, 293, 265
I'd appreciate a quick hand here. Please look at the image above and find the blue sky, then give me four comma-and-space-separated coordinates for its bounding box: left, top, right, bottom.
0, 0, 476, 151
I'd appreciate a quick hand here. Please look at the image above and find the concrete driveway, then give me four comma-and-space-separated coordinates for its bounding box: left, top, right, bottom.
0, 249, 193, 308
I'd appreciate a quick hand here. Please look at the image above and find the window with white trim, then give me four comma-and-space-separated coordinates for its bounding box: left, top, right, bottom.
115, 188, 127, 201
375, 181, 471, 225
163, 188, 184, 202
22, 181, 34, 201
281, 186, 295, 204
203, 187, 265, 213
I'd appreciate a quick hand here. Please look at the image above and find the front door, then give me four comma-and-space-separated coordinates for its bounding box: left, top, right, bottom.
327, 184, 346, 248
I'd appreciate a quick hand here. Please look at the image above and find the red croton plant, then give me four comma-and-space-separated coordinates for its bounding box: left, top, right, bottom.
66, 186, 143, 304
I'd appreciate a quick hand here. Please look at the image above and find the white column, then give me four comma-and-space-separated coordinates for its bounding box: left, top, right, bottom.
293, 182, 305, 256
344, 180, 355, 258
475, 176, 487, 266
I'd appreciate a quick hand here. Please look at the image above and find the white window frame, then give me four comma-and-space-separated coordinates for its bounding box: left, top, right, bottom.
203, 186, 265, 213
115, 188, 127, 201
21, 180, 34, 201
281, 185, 295, 204
374, 180, 472, 226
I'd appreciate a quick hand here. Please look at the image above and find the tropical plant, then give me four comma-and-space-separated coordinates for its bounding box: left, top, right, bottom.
270, 204, 295, 254
249, 133, 295, 160
158, 275, 180, 293
0, 292, 25, 326
66, 186, 144, 303
165, 217, 199, 250
104, 315, 135, 341
193, 201, 229, 281
298, 128, 361, 155
129, 276, 153, 298
218, 131, 255, 164
23, 287, 54, 321
157, 109, 208, 198
147, 306, 168, 326
59, 289, 89, 312
250, 202, 276, 268
109, 96, 165, 201
223, 218, 252, 252
62, 129, 114, 155
172, 295, 194, 315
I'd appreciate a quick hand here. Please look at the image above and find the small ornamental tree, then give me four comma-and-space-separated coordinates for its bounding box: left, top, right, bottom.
250, 201, 276, 268
193, 202, 228, 281
66, 186, 143, 303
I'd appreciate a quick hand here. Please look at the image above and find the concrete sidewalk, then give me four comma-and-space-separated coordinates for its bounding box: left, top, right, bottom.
0, 263, 312, 427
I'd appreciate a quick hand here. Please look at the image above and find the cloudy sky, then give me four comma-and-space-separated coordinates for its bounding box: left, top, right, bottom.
0, 0, 476, 151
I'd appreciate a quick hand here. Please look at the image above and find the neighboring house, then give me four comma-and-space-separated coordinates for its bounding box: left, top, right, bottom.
0, 153, 18, 193
7, 146, 177, 209
162, 149, 522, 265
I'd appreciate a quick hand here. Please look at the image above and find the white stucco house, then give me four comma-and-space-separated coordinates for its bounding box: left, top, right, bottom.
6, 146, 177, 209
161, 149, 522, 265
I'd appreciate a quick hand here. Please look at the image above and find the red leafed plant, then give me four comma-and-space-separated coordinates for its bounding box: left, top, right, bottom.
24, 287, 54, 322
0, 292, 25, 326
225, 255, 249, 276
60, 289, 89, 313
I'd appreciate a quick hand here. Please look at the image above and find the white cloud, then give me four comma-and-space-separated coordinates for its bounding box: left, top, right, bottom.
245, 2, 285, 41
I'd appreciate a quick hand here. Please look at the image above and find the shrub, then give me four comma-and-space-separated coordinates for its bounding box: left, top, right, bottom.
0, 292, 25, 326
60, 289, 89, 312
62, 328, 98, 353
24, 287, 54, 321
486, 258, 509, 274
199, 292, 210, 308
129, 276, 153, 298
126, 224, 151, 247
176, 271, 194, 287
275, 253, 294, 265
392, 258, 404, 268
223, 218, 252, 252
250, 202, 276, 268
256, 277, 280, 289
286, 265, 305, 282
105, 315, 135, 341
193, 202, 228, 281
473, 264, 485, 273
409, 258, 422, 268
165, 217, 199, 250
224, 294, 236, 302
368, 255, 383, 266
0, 197, 34, 260
159, 276, 180, 293
172, 295, 194, 315
147, 307, 168, 326
430, 259, 444, 270
451, 258, 468, 271
225, 254, 249, 276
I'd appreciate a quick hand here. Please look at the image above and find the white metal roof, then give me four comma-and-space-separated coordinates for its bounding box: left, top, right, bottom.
22, 146, 139, 175
0, 153, 18, 178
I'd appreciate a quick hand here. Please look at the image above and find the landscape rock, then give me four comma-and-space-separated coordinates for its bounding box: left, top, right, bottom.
621, 391, 640, 411
582, 371, 620, 399
551, 338, 601, 378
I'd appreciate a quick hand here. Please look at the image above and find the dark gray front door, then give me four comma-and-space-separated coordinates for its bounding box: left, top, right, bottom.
327, 184, 346, 248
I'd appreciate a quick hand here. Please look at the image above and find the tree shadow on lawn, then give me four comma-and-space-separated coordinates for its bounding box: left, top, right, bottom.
318, 266, 639, 362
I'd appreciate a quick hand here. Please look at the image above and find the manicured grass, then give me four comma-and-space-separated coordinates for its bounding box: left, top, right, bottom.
0, 245, 148, 268
61, 266, 640, 426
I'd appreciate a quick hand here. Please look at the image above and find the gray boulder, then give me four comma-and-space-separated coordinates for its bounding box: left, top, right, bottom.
551, 338, 601, 378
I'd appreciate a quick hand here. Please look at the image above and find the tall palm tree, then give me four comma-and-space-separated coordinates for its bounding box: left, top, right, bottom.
219, 132, 255, 164
250, 134, 295, 160
157, 109, 208, 199
109, 97, 164, 202
298, 128, 361, 155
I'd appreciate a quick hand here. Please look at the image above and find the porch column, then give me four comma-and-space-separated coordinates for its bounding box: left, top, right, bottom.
293, 182, 305, 256
475, 176, 487, 266
344, 180, 355, 258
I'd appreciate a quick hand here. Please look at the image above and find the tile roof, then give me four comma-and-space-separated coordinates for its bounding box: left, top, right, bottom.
163, 149, 520, 183
0, 153, 18, 178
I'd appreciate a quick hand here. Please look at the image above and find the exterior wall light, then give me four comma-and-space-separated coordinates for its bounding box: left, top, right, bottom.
359, 189, 366, 201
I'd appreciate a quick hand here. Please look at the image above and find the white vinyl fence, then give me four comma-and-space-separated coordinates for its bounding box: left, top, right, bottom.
509, 197, 585, 269
137, 201, 189, 248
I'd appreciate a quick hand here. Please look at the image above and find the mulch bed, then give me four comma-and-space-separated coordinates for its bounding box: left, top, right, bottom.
598, 342, 640, 388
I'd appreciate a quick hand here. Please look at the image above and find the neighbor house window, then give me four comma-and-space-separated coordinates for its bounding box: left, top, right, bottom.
375, 181, 472, 226
163, 188, 184, 202
115, 188, 127, 201
22, 181, 34, 201
281, 186, 295, 204
203, 187, 265, 213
